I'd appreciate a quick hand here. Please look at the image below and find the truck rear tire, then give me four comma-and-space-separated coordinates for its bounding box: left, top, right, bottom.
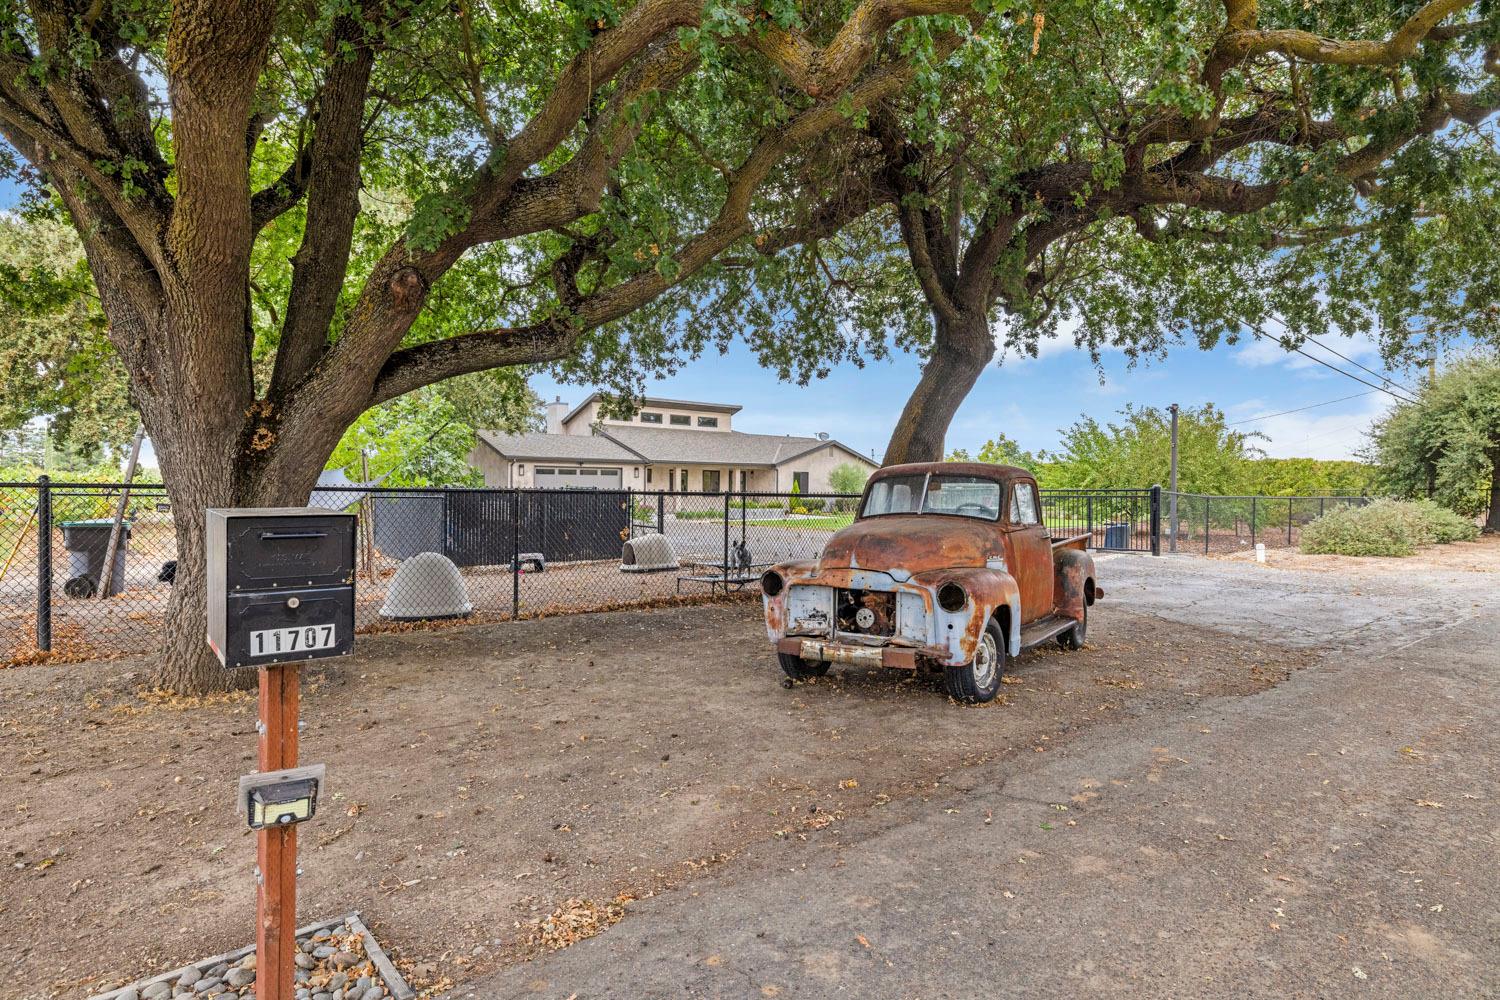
778, 652, 830, 680
1059, 603, 1087, 651
945, 617, 1005, 703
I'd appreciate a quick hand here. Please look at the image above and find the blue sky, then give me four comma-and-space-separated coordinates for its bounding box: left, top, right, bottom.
530, 327, 1416, 463
4, 173, 1416, 464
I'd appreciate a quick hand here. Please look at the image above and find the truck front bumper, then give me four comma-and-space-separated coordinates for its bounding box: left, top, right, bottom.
777, 637, 925, 670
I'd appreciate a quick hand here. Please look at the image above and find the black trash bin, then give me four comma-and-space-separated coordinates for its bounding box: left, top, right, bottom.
1103, 522, 1130, 550
59, 519, 132, 598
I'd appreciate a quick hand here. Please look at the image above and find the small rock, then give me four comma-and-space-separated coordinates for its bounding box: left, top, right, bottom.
118, 989, 140, 1000
240, 955, 256, 970
327, 974, 348, 992
177, 969, 202, 989
300, 940, 318, 954
354, 978, 372, 992
331, 953, 358, 970
210, 964, 230, 978
313, 946, 335, 959
226, 968, 256, 989
145, 983, 173, 1000
359, 988, 383, 1000
294, 954, 315, 970
193, 978, 222, 994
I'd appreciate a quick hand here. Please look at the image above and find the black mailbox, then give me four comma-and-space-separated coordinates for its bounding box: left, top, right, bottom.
206, 508, 357, 669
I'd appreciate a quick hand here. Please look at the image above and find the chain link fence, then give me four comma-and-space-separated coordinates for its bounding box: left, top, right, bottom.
1162, 493, 1371, 554
0, 479, 1372, 665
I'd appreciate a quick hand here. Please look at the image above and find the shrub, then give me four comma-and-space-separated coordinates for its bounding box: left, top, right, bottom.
1299, 499, 1477, 557
1410, 499, 1481, 543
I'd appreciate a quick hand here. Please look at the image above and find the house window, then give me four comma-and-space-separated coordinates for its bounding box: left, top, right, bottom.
739, 470, 747, 491
647, 467, 653, 484
792, 471, 809, 493
669, 414, 691, 426
668, 469, 674, 490
640, 412, 663, 424
702, 470, 721, 492
697, 416, 718, 428
1011, 482, 1039, 525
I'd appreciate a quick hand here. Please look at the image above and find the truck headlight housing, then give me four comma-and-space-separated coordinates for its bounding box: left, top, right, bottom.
761, 570, 785, 597
937, 582, 968, 613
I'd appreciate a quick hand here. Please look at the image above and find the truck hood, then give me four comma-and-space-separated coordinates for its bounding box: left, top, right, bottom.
818, 515, 1002, 576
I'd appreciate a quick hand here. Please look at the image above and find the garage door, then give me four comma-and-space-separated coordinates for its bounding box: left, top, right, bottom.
533, 467, 623, 489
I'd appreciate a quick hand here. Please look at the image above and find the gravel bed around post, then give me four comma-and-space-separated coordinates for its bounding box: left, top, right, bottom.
86, 913, 414, 1000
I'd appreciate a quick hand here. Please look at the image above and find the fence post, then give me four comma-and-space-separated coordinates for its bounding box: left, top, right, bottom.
511, 489, 520, 619
1319, 497, 1326, 518
1251, 496, 1257, 547
657, 492, 665, 535
36, 475, 52, 653
1149, 485, 1162, 556
1287, 498, 1294, 546
1204, 497, 1211, 554
722, 490, 730, 585
1086, 496, 1094, 544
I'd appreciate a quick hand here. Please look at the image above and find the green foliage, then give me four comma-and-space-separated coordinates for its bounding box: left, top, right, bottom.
1242, 458, 1377, 497
1300, 499, 1479, 557
326, 371, 541, 488
1034, 404, 1261, 494
1366, 356, 1500, 522
948, 434, 1041, 472
0, 215, 136, 459
828, 462, 870, 495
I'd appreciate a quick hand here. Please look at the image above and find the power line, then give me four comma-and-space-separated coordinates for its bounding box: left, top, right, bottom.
1245, 323, 1419, 405
1263, 317, 1421, 397
1226, 390, 1377, 426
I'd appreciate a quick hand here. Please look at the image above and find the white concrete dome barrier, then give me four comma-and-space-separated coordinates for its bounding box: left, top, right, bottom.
379, 551, 474, 620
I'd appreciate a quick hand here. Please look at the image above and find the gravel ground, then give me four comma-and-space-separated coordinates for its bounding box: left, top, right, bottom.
5, 539, 1496, 1000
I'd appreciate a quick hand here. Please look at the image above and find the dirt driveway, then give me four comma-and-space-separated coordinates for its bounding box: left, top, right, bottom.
4, 540, 1497, 1000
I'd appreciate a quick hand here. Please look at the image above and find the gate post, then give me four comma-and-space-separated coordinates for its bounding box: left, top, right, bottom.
511, 490, 520, 619
657, 492, 665, 534
1086, 496, 1094, 545
1287, 498, 1294, 545
36, 475, 51, 653
1251, 496, 1257, 547
1204, 497, 1211, 554
1149, 485, 1162, 556
722, 490, 730, 584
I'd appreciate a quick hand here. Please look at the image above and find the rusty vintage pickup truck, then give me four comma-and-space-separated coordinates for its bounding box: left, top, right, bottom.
760, 461, 1102, 703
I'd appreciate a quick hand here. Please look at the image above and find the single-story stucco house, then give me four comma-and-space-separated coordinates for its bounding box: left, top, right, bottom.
468, 394, 877, 493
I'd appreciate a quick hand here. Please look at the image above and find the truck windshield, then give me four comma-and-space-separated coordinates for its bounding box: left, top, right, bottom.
862, 474, 1002, 521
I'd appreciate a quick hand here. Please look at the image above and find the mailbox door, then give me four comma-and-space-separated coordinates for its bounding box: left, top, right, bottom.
223, 586, 354, 668
223, 515, 355, 591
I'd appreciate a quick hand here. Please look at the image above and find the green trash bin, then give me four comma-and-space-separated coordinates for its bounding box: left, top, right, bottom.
58, 519, 132, 598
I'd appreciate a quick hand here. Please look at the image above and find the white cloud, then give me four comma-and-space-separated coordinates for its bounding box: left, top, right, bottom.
1245, 392, 1394, 461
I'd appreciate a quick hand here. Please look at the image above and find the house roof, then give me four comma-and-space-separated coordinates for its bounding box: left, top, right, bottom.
475, 426, 878, 469
600, 426, 875, 469
562, 392, 743, 427
475, 430, 640, 463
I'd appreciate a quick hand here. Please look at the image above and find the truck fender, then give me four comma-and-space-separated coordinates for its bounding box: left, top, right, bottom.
1053, 546, 1096, 623
914, 568, 1023, 661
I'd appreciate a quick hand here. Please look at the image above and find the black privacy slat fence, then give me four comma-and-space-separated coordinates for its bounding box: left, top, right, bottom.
0, 479, 1370, 665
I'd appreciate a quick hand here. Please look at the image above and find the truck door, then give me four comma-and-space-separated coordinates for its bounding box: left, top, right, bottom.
1007, 480, 1054, 622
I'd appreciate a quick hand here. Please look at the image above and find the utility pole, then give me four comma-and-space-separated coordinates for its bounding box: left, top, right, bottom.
1167, 403, 1180, 553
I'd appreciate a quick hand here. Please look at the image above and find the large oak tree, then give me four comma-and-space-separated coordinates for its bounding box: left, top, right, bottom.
680, 0, 1500, 463
0, 0, 1002, 692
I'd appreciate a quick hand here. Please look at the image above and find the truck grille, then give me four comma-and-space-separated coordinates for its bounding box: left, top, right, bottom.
836, 589, 896, 637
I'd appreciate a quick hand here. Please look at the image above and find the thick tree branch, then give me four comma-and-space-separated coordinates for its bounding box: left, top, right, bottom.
271, 12, 379, 398
1216, 0, 1474, 67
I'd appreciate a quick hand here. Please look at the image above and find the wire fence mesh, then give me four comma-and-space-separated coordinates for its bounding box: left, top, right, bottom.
1162, 493, 1372, 555
0, 479, 1371, 666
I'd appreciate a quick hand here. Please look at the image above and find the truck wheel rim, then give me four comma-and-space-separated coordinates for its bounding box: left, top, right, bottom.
973, 632, 998, 687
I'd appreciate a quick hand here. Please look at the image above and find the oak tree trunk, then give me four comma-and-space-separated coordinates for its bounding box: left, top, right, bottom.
133, 313, 349, 694
882, 311, 995, 465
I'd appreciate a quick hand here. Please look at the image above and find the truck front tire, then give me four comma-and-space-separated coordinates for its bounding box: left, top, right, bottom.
945, 617, 1006, 704
1059, 602, 1087, 650
778, 652, 830, 680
